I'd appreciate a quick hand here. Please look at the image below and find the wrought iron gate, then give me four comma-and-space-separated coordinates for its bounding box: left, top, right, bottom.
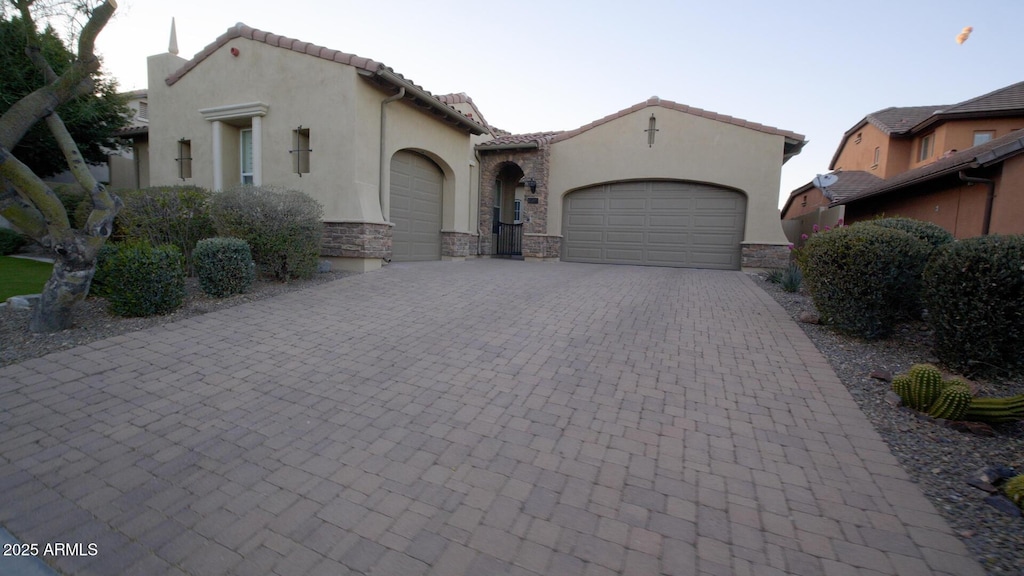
494, 222, 523, 259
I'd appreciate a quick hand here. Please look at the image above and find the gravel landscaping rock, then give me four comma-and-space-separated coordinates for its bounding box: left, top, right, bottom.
755, 274, 1024, 576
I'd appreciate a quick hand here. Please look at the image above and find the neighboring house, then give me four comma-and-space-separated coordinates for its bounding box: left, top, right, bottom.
782, 81, 1024, 242
145, 23, 805, 271
108, 89, 150, 190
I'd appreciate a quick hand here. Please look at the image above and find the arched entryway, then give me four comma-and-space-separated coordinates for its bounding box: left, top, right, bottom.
491, 163, 525, 257
562, 180, 747, 269
390, 151, 443, 261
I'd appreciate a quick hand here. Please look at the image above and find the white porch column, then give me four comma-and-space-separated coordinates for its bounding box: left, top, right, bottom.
211, 120, 224, 191
252, 115, 263, 186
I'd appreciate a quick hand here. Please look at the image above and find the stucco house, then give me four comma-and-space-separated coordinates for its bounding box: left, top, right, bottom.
782, 81, 1024, 242
143, 23, 805, 272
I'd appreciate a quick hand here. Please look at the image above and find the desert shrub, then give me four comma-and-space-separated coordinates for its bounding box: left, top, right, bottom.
801, 222, 930, 339
210, 185, 323, 281
193, 237, 255, 297
116, 186, 215, 275
780, 262, 802, 293
764, 268, 784, 284
101, 241, 186, 317
923, 235, 1024, 379
864, 217, 954, 250
88, 243, 120, 298
0, 227, 28, 255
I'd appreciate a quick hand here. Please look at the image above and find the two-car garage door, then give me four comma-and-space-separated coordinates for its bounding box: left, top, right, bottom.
562, 181, 746, 270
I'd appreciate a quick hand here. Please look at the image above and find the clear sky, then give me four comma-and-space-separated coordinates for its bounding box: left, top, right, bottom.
90, 0, 1022, 209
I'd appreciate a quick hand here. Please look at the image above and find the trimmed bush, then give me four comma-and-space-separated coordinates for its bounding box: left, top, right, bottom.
800, 222, 930, 339
0, 227, 28, 255
116, 186, 216, 275
101, 241, 186, 317
864, 217, 954, 250
210, 185, 323, 281
88, 243, 120, 298
923, 235, 1024, 379
193, 237, 255, 297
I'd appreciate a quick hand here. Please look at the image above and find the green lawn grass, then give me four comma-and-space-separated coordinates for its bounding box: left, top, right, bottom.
0, 256, 53, 300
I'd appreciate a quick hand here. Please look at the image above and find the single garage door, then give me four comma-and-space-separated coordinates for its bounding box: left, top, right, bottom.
390, 151, 442, 261
563, 181, 746, 270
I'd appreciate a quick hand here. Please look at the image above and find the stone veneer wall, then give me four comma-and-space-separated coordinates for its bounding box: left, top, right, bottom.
478, 147, 552, 255
741, 243, 790, 269
441, 231, 476, 258
321, 222, 392, 259
523, 234, 561, 259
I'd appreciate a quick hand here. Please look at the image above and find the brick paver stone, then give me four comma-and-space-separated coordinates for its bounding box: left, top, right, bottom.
0, 261, 985, 575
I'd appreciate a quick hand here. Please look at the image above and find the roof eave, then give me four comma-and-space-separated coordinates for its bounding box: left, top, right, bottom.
360, 69, 487, 135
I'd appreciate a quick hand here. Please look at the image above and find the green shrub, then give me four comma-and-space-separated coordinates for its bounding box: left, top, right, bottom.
764, 268, 784, 284
193, 237, 255, 297
210, 185, 323, 281
101, 241, 186, 317
88, 243, 120, 298
923, 235, 1024, 379
801, 222, 930, 339
116, 186, 215, 275
864, 217, 954, 250
0, 227, 28, 255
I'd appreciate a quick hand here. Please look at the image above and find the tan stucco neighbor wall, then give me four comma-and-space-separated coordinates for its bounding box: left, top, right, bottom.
546, 106, 790, 246
147, 35, 477, 243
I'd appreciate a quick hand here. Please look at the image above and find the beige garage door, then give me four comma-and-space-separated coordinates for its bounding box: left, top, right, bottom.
563, 181, 746, 270
390, 151, 442, 262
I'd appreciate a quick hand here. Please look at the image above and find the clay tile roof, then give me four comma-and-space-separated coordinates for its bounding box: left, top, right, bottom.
477, 131, 564, 149
865, 105, 948, 135
781, 170, 884, 216
837, 128, 1024, 206
165, 22, 382, 86
937, 80, 1024, 115
549, 97, 805, 145
436, 93, 499, 134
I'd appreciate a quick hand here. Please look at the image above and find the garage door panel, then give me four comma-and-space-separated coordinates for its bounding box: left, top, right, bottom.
605, 231, 645, 243
563, 181, 745, 270
647, 215, 690, 227
608, 198, 648, 210
606, 214, 647, 227
566, 217, 606, 229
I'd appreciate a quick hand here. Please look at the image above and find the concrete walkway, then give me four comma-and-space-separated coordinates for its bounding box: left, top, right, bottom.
0, 260, 984, 576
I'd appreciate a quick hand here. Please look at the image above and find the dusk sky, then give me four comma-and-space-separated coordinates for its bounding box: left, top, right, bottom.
88, 0, 1023, 208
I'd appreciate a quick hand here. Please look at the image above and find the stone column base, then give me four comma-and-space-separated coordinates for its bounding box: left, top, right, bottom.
741, 242, 790, 269
523, 234, 561, 259
441, 231, 476, 258
321, 221, 392, 272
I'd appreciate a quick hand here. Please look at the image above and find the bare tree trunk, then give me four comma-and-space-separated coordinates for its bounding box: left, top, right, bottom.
29, 236, 98, 332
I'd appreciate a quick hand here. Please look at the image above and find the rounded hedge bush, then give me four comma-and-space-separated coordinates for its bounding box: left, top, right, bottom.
88, 243, 120, 298
801, 222, 930, 339
193, 237, 255, 297
101, 241, 186, 317
0, 227, 28, 255
115, 186, 215, 275
864, 217, 954, 250
210, 185, 323, 281
923, 235, 1024, 379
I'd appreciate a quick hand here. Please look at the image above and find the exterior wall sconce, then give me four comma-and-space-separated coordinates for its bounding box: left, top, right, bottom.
526, 177, 537, 193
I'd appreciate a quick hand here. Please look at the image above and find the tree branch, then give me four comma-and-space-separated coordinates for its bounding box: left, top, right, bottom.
0, 0, 117, 150
0, 177, 48, 239
0, 142, 70, 235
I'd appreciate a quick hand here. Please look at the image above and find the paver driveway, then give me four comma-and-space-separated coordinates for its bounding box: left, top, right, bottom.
0, 260, 984, 576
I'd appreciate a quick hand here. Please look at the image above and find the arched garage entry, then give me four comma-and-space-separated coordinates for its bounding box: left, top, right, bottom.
562, 181, 747, 270
390, 150, 443, 262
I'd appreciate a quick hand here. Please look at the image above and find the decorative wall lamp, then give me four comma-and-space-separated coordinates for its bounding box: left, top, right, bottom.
526, 177, 537, 194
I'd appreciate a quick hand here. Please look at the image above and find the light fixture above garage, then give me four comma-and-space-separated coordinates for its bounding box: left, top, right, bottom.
526, 177, 537, 194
